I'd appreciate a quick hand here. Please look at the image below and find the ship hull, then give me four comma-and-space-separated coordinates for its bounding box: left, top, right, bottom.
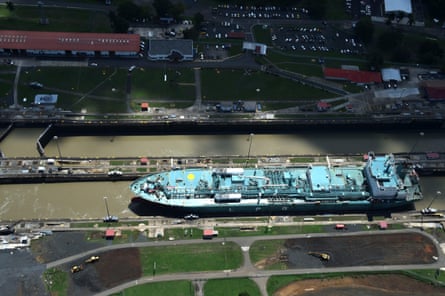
129, 196, 415, 219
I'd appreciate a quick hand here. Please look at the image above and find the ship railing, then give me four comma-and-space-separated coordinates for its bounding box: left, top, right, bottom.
262, 183, 289, 188
305, 196, 339, 202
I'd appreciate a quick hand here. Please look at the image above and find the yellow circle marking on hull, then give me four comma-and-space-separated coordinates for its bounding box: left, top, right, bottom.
187, 173, 195, 180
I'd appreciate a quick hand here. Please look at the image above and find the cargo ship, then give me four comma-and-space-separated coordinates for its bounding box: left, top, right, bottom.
130, 152, 422, 219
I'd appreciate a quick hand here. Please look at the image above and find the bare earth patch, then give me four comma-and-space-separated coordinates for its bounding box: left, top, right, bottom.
255, 232, 438, 270
69, 248, 142, 295
274, 274, 445, 296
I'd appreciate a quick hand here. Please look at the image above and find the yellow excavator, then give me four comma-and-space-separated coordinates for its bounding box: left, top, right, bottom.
308, 251, 330, 261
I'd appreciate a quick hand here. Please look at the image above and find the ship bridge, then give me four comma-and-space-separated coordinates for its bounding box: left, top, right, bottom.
364, 153, 401, 199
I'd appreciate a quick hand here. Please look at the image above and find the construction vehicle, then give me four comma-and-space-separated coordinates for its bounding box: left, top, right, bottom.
70, 265, 83, 273
85, 255, 100, 263
308, 252, 330, 261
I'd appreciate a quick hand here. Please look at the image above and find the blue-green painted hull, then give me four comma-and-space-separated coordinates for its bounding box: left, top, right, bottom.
130, 196, 415, 218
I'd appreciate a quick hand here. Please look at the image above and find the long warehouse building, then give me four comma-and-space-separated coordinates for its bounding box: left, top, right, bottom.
0, 30, 141, 57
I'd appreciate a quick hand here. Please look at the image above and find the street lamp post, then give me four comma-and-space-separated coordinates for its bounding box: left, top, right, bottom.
410, 132, 424, 154
245, 133, 254, 167
104, 196, 111, 220
53, 136, 62, 159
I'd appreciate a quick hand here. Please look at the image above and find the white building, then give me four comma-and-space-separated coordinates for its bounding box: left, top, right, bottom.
242, 42, 267, 55
384, 0, 412, 14
148, 39, 194, 61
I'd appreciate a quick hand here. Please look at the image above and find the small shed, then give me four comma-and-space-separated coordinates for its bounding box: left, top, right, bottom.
140, 157, 148, 165
141, 102, 149, 111
202, 229, 218, 239
317, 101, 330, 112
105, 229, 115, 239
379, 221, 388, 230
335, 224, 346, 230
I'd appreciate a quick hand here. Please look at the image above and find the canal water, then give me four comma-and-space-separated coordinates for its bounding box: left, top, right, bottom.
0, 128, 444, 220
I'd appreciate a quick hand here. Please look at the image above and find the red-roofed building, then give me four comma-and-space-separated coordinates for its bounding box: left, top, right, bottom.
227, 32, 245, 39
105, 229, 115, 239
317, 101, 331, 112
421, 80, 445, 101
0, 30, 140, 57
140, 157, 148, 165
379, 221, 388, 230
140, 102, 149, 111
202, 229, 218, 239
323, 67, 382, 84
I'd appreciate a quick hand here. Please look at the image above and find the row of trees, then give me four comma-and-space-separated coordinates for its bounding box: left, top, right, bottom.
109, 0, 185, 33
354, 18, 444, 70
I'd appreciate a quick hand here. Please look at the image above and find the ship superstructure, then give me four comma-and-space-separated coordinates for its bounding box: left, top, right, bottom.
130, 153, 422, 219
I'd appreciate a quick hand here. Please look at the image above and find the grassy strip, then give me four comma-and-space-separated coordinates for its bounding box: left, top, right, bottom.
253, 25, 273, 46
267, 270, 445, 295
216, 224, 325, 239
111, 280, 194, 296
249, 239, 286, 267
201, 68, 335, 101
139, 241, 243, 276
0, 6, 111, 32
204, 278, 262, 296
43, 268, 68, 296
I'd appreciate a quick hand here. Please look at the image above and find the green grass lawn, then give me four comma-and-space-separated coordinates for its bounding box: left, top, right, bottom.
130, 67, 196, 102
249, 239, 286, 268
201, 68, 334, 101
0, 66, 15, 108
17, 65, 337, 113
111, 280, 194, 296
18, 66, 197, 113
253, 25, 273, 46
0, 6, 111, 32
43, 268, 68, 296
139, 241, 243, 276
325, 0, 351, 20
19, 66, 128, 112
204, 278, 262, 296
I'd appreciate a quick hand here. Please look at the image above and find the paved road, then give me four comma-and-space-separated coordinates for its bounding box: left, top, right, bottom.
44, 229, 445, 296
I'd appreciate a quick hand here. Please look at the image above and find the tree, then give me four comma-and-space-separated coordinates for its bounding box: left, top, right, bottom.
183, 27, 199, 40
417, 39, 444, 65
377, 30, 403, 51
171, 2, 185, 20
424, 0, 445, 21
193, 12, 205, 28
305, 0, 327, 20
354, 18, 374, 45
408, 14, 415, 26
6, 1, 14, 12
367, 51, 384, 71
109, 11, 129, 33
153, 0, 173, 18
117, 1, 141, 21
385, 12, 395, 25
391, 46, 411, 63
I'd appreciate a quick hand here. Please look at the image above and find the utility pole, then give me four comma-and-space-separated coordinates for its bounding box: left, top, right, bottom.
410, 132, 424, 154
245, 133, 254, 167
104, 196, 110, 218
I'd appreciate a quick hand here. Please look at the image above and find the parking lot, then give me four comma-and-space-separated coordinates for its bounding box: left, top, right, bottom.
270, 23, 364, 55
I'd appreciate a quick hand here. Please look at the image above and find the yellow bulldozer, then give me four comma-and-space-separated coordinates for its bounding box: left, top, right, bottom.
308, 251, 330, 261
